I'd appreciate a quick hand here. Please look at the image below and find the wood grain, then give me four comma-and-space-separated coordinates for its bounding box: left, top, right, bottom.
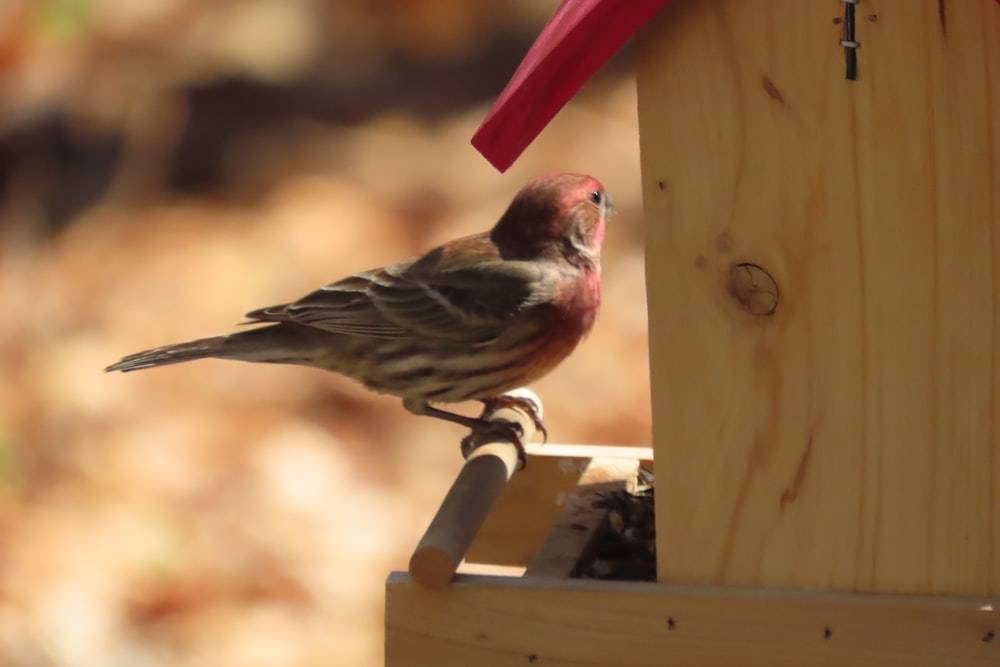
525, 457, 642, 578
637, 0, 1000, 593
409, 393, 537, 586
466, 444, 652, 566
385, 573, 999, 667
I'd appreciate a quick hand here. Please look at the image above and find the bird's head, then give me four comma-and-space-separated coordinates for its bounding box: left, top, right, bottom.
490, 173, 610, 268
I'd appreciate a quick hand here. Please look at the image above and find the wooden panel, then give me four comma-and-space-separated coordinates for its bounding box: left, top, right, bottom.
525, 457, 641, 577
385, 573, 999, 667
466, 445, 652, 565
637, 0, 1000, 593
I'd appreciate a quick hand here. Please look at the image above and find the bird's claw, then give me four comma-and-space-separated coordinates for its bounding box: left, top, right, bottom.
480, 395, 547, 444
460, 419, 528, 470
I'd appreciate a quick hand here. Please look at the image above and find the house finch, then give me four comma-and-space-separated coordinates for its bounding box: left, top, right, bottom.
106, 172, 610, 465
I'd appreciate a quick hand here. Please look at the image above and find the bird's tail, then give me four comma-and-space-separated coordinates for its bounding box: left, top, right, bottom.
105, 335, 240, 372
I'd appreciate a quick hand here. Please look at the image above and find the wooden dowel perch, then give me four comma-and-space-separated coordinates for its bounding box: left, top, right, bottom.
408, 389, 542, 588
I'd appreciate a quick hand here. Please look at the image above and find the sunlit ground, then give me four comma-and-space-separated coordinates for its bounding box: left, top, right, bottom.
0, 2, 650, 665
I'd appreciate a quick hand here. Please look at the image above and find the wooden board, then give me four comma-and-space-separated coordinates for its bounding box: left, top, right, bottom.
385, 573, 999, 666
525, 457, 642, 577
466, 444, 651, 566
637, 0, 1000, 595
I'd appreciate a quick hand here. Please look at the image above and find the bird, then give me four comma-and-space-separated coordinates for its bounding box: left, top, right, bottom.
106, 172, 610, 466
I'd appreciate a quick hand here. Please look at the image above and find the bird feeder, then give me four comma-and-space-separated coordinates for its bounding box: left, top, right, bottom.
386, 1, 1000, 664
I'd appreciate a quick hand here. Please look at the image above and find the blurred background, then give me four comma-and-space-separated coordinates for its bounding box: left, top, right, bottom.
0, 0, 649, 664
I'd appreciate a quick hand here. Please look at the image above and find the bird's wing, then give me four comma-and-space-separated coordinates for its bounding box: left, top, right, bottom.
244, 272, 410, 337
245, 237, 551, 343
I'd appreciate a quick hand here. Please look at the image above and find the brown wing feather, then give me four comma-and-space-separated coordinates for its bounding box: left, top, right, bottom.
243, 234, 551, 342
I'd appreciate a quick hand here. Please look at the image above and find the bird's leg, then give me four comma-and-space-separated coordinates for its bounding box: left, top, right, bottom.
406, 402, 482, 430
479, 395, 547, 444
404, 399, 527, 468
459, 423, 527, 470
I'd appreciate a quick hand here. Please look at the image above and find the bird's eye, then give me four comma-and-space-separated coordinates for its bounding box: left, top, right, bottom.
590, 190, 604, 205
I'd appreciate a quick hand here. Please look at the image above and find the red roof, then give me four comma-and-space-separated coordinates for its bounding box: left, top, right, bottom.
472, 0, 668, 172
473, 0, 1000, 172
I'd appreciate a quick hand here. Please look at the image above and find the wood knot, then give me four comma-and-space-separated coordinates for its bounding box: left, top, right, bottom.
728, 263, 778, 316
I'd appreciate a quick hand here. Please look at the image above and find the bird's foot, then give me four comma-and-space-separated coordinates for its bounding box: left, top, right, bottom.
460, 419, 528, 470
479, 395, 547, 444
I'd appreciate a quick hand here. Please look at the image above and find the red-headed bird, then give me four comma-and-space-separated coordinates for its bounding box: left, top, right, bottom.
106, 173, 610, 464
